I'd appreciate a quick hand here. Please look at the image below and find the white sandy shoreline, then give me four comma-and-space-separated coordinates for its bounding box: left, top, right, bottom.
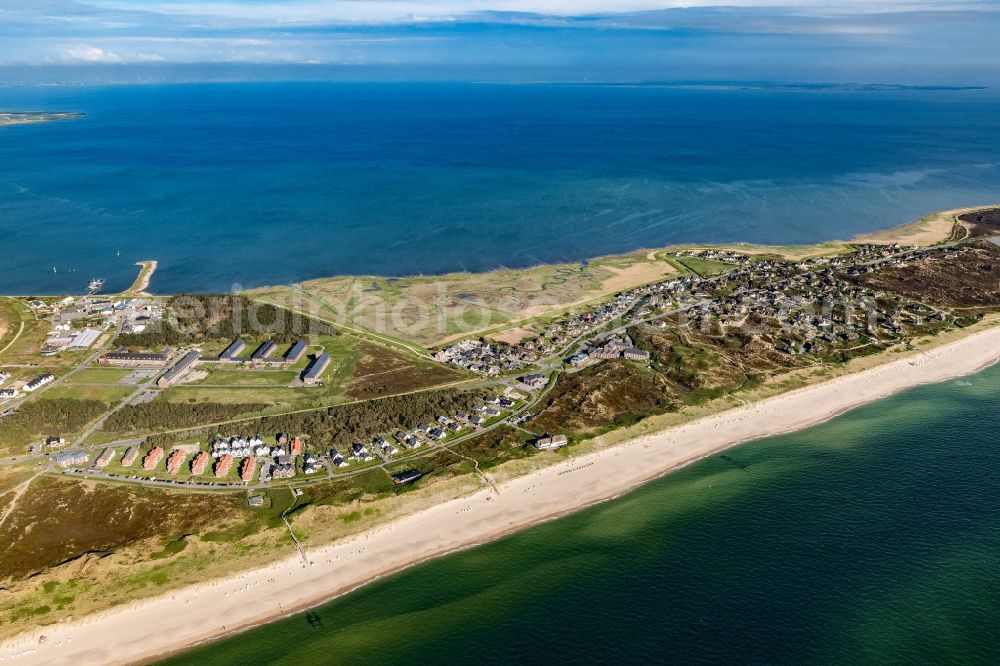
2, 324, 1000, 665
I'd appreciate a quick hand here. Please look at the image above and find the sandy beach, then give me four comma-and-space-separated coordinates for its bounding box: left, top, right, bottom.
124, 261, 157, 296
2, 323, 999, 665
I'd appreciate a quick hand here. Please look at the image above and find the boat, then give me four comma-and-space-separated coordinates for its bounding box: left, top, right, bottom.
87, 278, 105, 294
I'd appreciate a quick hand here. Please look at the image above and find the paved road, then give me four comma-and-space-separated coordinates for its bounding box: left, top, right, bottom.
6, 237, 970, 491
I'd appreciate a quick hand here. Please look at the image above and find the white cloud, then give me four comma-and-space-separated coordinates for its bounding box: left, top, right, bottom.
60, 43, 167, 63
64, 43, 124, 62
89, 0, 993, 24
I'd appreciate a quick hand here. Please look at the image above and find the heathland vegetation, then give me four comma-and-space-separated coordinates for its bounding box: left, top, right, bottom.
0, 206, 998, 646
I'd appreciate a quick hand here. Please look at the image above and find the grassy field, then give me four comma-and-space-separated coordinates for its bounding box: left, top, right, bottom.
64, 367, 135, 384
0, 298, 24, 355
193, 368, 300, 387
0, 298, 53, 368
244, 248, 682, 348
43, 384, 134, 403
243, 227, 942, 351
163, 333, 464, 409
672, 256, 737, 277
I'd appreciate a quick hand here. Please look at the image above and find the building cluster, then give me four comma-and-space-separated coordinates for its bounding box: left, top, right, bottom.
434, 267, 713, 374
436, 241, 963, 375
35, 296, 165, 356
99, 338, 310, 388
41, 327, 102, 356
51, 389, 527, 490
208, 433, 306, 483
338, 393, 520, 466
216, 338, 307, 367
434, 287, 661, 375
674, 243, 957, 356
571, 335, 650, 366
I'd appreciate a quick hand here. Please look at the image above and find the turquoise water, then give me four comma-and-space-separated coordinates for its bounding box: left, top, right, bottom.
165, 362, 1000, 665
2, 83, 1000, 294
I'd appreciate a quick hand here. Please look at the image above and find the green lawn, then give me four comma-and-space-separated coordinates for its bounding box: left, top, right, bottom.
674, 256, 736, 277
43, 384, 134, 403
194, 368, 299, 387
68, 367, 134, 384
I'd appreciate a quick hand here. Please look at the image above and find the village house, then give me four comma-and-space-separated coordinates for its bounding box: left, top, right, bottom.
534, 434, 569, 450
623, 347, 650, 361
166, 449, 186, 476
143, 447, 164, 471
215, 454, 234, 478
121, 447, 139, 467
191, 452, 210, 476
93, 447, 115, 469
23, 373, 55, 392
330, 449, 349, 467
272, 454, 295, 479
54, 449, 89, 468
240, 456, 257, 482
520, 373, 547, 389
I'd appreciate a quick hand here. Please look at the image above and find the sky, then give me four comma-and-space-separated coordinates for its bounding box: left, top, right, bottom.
2, 0, 999, 83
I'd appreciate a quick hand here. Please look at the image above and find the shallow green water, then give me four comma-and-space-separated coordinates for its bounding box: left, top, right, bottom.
165, 362, 1000, 665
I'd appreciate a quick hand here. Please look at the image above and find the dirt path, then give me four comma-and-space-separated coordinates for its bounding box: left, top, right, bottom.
0, 477, 35, 532
0, 299, 25, 358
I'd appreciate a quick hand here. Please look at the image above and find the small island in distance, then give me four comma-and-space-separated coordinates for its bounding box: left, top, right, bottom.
0, 112, 84, 127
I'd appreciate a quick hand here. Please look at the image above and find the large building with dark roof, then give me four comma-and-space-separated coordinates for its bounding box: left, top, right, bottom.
301, 353, 331, 384
156, 349, 201, 387
100, 350, 170, 367
251, 340, 277, 361
219, 339, 246, 362
284, 339, 307, 364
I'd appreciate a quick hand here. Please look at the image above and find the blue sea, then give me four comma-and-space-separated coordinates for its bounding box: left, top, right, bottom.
165, 361, 1000, 665
1, 82, 999, 295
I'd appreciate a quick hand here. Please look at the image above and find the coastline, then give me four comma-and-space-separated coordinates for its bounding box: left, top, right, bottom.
2, 204, 989, 298
123, 260, 158, 296
3, 321, 999, 666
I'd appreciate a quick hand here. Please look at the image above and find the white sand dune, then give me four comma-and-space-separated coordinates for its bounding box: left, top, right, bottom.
2, 324, 999, 666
